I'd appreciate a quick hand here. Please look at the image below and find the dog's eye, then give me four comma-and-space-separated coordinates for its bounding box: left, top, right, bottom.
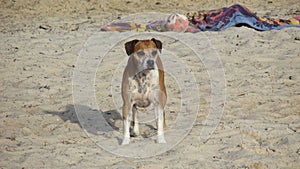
151, 50, 157, 56
137, 51, 145, 57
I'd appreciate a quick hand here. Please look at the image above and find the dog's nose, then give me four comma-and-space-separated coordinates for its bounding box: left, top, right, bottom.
147, 60, 154, 67
147, 60, 154, 68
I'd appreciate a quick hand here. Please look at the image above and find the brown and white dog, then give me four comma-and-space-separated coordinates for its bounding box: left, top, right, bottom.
121, 38, 167, 145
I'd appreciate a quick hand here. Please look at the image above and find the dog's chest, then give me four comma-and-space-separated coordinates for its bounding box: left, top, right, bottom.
129, 70, 159, 107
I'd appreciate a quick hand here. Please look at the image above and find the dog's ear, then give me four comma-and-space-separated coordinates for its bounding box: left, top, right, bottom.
151, 38, 162, 53
125, 39, 139, 56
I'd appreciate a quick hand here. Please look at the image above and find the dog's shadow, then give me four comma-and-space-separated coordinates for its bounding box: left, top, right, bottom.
43, 104, 122, 135
44, 104, 159, 144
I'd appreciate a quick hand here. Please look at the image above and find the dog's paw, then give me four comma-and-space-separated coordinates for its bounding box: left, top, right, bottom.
130, 127, 139, 137
121, 137, 130, 145
157, 135, 166, 144
133, 127, 140, 136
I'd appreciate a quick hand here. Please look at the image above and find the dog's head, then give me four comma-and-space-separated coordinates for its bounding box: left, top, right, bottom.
125, 38, 162, 71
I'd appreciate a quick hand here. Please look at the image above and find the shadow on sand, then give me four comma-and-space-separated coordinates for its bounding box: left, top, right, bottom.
43, 104, 122, 135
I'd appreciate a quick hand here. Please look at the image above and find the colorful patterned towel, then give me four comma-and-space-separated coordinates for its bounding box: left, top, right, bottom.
100, 4, 300, 32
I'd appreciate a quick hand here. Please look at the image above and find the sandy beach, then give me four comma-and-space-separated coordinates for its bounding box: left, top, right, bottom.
1, 0, 299, 168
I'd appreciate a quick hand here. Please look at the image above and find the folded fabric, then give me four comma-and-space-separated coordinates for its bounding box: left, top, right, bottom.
100, 4, 300, 32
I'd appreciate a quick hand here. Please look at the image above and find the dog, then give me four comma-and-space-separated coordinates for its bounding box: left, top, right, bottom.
121, 38, 167, 145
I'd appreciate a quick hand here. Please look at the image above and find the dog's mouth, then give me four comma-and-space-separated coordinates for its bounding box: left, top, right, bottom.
143, 65, 155, 70
138, 68, 155, 76
146, 66, 155, 70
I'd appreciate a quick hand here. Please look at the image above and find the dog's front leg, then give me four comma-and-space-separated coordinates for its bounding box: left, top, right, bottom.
131, 105, 139, 137
122, 103, 132, 145
155, 105, 166, 143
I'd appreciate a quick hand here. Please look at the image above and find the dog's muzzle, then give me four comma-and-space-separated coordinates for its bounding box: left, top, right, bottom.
147, 60, 155, 69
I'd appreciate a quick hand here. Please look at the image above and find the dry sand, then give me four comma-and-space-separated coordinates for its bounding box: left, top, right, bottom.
1, 0, 300, 168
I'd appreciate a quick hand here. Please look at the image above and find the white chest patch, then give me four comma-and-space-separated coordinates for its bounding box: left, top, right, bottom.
128, 69, 159, 108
